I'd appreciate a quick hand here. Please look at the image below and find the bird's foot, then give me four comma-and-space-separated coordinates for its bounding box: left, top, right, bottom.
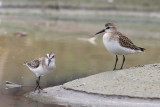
39, 86, 44, 90
113, 68, 123, 71
34, 89, 47, 94
113, 68, 117, 71
34, 86, 46, 93
37, 87, 47, 93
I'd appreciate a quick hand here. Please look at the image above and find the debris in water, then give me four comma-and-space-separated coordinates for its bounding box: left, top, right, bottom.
5, 81, 22, 89
77, 36, 97, 45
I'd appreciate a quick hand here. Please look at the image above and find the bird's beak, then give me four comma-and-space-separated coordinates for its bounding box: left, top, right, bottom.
95, 29, 105, 35
48, 59, 51, 66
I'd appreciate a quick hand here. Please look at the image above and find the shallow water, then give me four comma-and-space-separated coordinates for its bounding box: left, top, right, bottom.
0, 13, 160, 107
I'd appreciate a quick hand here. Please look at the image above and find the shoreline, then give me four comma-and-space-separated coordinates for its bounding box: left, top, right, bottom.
25, 63, 160, 106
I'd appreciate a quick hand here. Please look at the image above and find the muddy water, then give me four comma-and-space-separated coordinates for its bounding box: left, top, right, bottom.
0, 33, 160, 107
0, 18, 160, 106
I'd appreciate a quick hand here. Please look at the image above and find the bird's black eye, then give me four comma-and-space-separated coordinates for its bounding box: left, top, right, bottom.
106, 26, 110, 29
52, 55, 55, 58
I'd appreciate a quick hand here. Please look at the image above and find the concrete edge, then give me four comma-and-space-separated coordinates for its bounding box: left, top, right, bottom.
25, 85, 160, 107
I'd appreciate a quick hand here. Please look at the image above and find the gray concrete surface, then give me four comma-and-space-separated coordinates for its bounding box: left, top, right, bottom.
63, 63, 160, 98
25, 63, 160, 106
25, 85, 160, 107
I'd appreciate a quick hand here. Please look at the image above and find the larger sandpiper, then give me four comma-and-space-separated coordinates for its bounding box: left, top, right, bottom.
95, 23, 145, 70
24, 52, 56, 92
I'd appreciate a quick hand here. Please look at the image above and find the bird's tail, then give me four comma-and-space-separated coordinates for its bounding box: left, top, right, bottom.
23, 61, 28, 65
139, 47, 145, 52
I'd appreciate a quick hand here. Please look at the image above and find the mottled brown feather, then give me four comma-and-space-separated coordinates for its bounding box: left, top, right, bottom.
117, 32, 142, 50
27, 59, 40, 68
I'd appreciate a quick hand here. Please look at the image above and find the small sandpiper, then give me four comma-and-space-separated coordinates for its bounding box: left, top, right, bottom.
24, 52, 56, 92
95, 23, 145, 70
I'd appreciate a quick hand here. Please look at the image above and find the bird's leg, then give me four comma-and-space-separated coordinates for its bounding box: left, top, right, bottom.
120, 55, 125, 69
38, 76, 47, 93
34, 77, 39, 92
38, 76, 43, 90
113, 55, 118, 71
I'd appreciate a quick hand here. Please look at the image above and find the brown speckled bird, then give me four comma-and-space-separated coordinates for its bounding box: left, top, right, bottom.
24, 52, 56, 92
95, 23, 145, 70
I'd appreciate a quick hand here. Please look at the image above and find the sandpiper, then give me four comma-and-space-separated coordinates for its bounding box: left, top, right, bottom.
24, 52, 56, 92
95, 23, 145, 70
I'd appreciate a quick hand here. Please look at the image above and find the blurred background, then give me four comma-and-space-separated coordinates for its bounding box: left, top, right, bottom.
0, 0, 160, 107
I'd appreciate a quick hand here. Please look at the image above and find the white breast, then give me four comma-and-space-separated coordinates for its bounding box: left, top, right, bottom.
29, 60, 55, 77
29, 65, 44, 77
103, 33, 137, 55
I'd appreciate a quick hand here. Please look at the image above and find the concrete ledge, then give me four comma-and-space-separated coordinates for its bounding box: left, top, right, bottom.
25, 63, 160, 106
25, 85, 160, 107
63, 63, 160, 98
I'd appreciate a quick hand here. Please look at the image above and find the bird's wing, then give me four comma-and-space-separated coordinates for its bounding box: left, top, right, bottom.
118, 32, 140, 50
27, 59, 40, 68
